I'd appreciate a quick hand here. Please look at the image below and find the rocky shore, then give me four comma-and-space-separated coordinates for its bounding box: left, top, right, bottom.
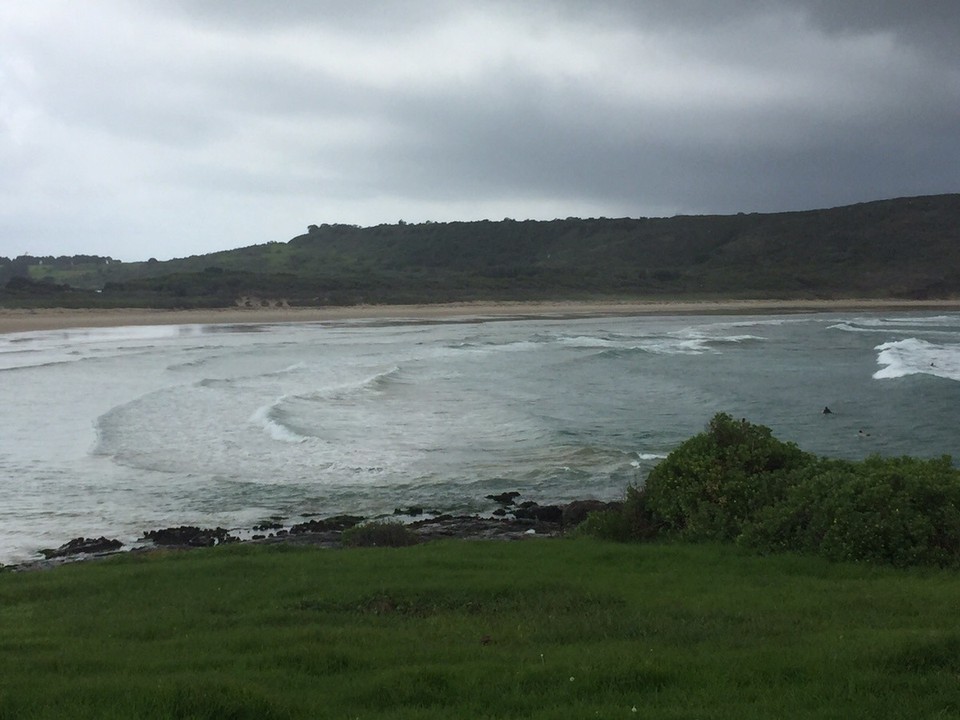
4, 496, 618, 572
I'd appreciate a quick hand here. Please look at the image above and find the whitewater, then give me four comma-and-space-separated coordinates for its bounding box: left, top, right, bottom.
1, 311, 959, 564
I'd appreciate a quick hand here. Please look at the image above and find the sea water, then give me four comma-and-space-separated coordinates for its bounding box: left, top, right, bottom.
1, 311, 958, 563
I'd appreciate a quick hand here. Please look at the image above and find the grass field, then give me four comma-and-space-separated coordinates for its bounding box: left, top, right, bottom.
1, 539, 958, 719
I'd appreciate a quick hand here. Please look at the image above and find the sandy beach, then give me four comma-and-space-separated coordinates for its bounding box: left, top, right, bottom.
2, 298, 959, 335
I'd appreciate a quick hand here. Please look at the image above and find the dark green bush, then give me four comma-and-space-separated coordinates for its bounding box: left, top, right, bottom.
642, 413, 813, 541
342, 521, 419, 548
578, 486, 660, 542
579, 414, 960, 568
742, 455, 960, 567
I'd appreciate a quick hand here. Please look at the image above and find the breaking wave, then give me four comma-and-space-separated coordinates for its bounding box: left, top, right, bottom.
873, 338, 960, 382
830, 315, 960, 339
588, 331, 765, 357
248, 399, 311, 443
249, 366, 402, 442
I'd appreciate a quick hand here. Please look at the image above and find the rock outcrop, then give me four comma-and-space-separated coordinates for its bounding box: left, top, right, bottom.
143, 526, 238, 547
39, 536, 123, 559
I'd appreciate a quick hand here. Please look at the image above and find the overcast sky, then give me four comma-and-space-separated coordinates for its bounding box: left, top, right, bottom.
2, 1, 958, 261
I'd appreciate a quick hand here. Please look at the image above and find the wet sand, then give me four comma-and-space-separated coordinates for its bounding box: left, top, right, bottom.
2, 299, 959, 335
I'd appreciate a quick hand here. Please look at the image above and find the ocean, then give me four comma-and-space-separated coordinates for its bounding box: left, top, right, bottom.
1, 311, 958, 564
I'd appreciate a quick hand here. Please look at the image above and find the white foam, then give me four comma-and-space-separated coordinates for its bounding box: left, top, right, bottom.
628, 331, 765, 355
831, 319, 960, 338
630, 452, 669, 468
0, 324, 220, 372
707, 317, 799, 329
479, 340, 544, 353
713, 334, 765, 344
322, 365, 402, 398
248, 365, 404, 444
558, 335, 621, 349
264, 361, 312, 377
827, 322, 873, 334
857, 315, 958, 328
873, 338, 960, 382
249, 400, 310, 443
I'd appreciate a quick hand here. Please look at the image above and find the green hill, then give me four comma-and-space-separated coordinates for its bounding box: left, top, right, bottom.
3, 193, 959, 308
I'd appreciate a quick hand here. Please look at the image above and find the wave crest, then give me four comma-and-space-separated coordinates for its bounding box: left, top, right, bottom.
248, 400, 311, 444
249, 366, 403, 442
873, 338, 960, 382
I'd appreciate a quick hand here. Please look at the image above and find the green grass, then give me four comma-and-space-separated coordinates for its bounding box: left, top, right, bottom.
1, 540, 959, 718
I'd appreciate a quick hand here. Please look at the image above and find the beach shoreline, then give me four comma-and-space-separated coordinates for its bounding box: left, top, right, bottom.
2, 298, 959, 335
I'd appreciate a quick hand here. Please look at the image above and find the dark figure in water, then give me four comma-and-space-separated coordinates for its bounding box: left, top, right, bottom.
822, 406, 832, 414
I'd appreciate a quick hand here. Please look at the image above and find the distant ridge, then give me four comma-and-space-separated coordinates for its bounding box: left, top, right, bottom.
3, 193, 959, 308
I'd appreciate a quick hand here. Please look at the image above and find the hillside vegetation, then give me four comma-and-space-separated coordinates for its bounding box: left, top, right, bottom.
3, 193, 959, 308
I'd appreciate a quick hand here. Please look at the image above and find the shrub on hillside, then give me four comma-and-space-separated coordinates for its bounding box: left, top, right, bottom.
642, 413, 814, 541
578, 414, 960, 568
742, 455, 960, 567
342, 521, 419, 548
577, 486, 660, 542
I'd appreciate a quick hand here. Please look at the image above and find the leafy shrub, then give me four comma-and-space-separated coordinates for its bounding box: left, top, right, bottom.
579, 414, 960, 568
342, 521, 419, 548
578, 486, 660, 542
577, 510, 632, 541
742, 455, 960, 567
642, 413, 813, 541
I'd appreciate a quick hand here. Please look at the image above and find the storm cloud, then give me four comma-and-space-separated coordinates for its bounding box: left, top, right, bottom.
1, 1, 958, 259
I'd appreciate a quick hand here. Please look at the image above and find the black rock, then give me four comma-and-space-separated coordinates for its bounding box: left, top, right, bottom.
512, 504, 563, 523
40, 536, 123, 559
143, 526, 237, 547
486, 491, 521, 505
253, 520, 284, 531
409, 515, 563, 542
289, 514, 364, 534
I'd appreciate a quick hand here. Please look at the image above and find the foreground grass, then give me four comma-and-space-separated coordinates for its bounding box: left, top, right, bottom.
1, 540, 958, 719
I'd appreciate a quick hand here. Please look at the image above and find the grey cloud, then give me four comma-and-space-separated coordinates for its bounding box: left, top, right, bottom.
1, 1, 958, 260
158, 0, 452, 35
548, 1, 960, 38
795, 0, 960, 38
